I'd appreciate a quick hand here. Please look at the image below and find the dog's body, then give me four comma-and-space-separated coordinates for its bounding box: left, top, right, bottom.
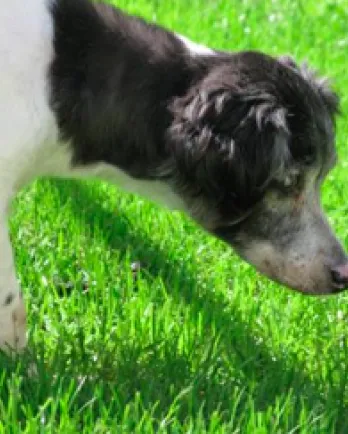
1, 0, 348, 352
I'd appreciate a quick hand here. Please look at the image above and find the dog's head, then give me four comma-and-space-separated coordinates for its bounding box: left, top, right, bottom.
167, 51, 348, 295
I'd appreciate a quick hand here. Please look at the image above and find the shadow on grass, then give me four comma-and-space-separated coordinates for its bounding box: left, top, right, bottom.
3, 179, 348, 431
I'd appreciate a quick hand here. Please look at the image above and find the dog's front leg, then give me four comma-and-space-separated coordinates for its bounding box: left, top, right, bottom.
0, 212, 26, 353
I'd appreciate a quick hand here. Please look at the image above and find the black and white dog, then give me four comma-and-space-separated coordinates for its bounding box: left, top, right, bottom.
1, 0, 348, 352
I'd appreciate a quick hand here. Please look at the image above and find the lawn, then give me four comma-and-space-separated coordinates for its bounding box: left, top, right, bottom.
2, 0, 348, 432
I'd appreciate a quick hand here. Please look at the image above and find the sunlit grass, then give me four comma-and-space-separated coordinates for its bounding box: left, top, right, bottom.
2, 0, 348, 431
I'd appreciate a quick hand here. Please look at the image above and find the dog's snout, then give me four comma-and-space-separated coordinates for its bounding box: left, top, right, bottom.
331, 263, 348, 291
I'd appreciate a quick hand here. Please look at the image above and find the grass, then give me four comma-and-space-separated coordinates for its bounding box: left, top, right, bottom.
2, 0, 348, 432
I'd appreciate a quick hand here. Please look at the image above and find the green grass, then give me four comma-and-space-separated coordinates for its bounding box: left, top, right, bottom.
2, 0, 348, 432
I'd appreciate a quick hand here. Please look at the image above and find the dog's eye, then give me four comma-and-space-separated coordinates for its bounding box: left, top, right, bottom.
281, 172, 301, 192
284, 175, 295, 187
271, 171, 302, 194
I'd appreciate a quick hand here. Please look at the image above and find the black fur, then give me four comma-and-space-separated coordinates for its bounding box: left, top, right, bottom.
50, 0, 197, 178
49, 0, 339, 230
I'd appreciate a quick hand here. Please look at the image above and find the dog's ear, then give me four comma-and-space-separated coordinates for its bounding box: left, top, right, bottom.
167, 87, 290, 210
279, 55, 340, 116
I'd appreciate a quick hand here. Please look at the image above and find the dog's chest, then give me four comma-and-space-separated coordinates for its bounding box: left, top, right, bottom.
41, 144, 185, 210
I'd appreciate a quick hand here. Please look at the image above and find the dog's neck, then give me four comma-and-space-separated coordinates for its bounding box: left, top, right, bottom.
49, 0, 213, 181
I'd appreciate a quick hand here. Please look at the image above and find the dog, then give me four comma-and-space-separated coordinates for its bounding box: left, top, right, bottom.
0, 0, 348, 353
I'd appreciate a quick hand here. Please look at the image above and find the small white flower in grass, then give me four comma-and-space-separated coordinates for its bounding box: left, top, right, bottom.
337, 310, 344, 321
221, 17, 228, 29
337, 39, 348, 47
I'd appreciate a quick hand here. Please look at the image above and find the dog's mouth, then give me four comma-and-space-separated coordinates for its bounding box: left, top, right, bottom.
259, 269, 348, 296
231, 243, 348, 296
253, 269, 334, 296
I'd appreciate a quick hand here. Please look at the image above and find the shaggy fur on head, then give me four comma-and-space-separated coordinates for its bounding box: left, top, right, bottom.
166, 53, 338, 226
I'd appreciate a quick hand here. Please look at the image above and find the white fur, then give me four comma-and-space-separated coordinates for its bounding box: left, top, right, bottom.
20, 142, 186, 210
176, 33, 215, 56
0, 0, 58, 351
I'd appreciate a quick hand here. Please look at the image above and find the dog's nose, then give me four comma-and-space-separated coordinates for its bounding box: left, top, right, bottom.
331, 263, 348, 290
